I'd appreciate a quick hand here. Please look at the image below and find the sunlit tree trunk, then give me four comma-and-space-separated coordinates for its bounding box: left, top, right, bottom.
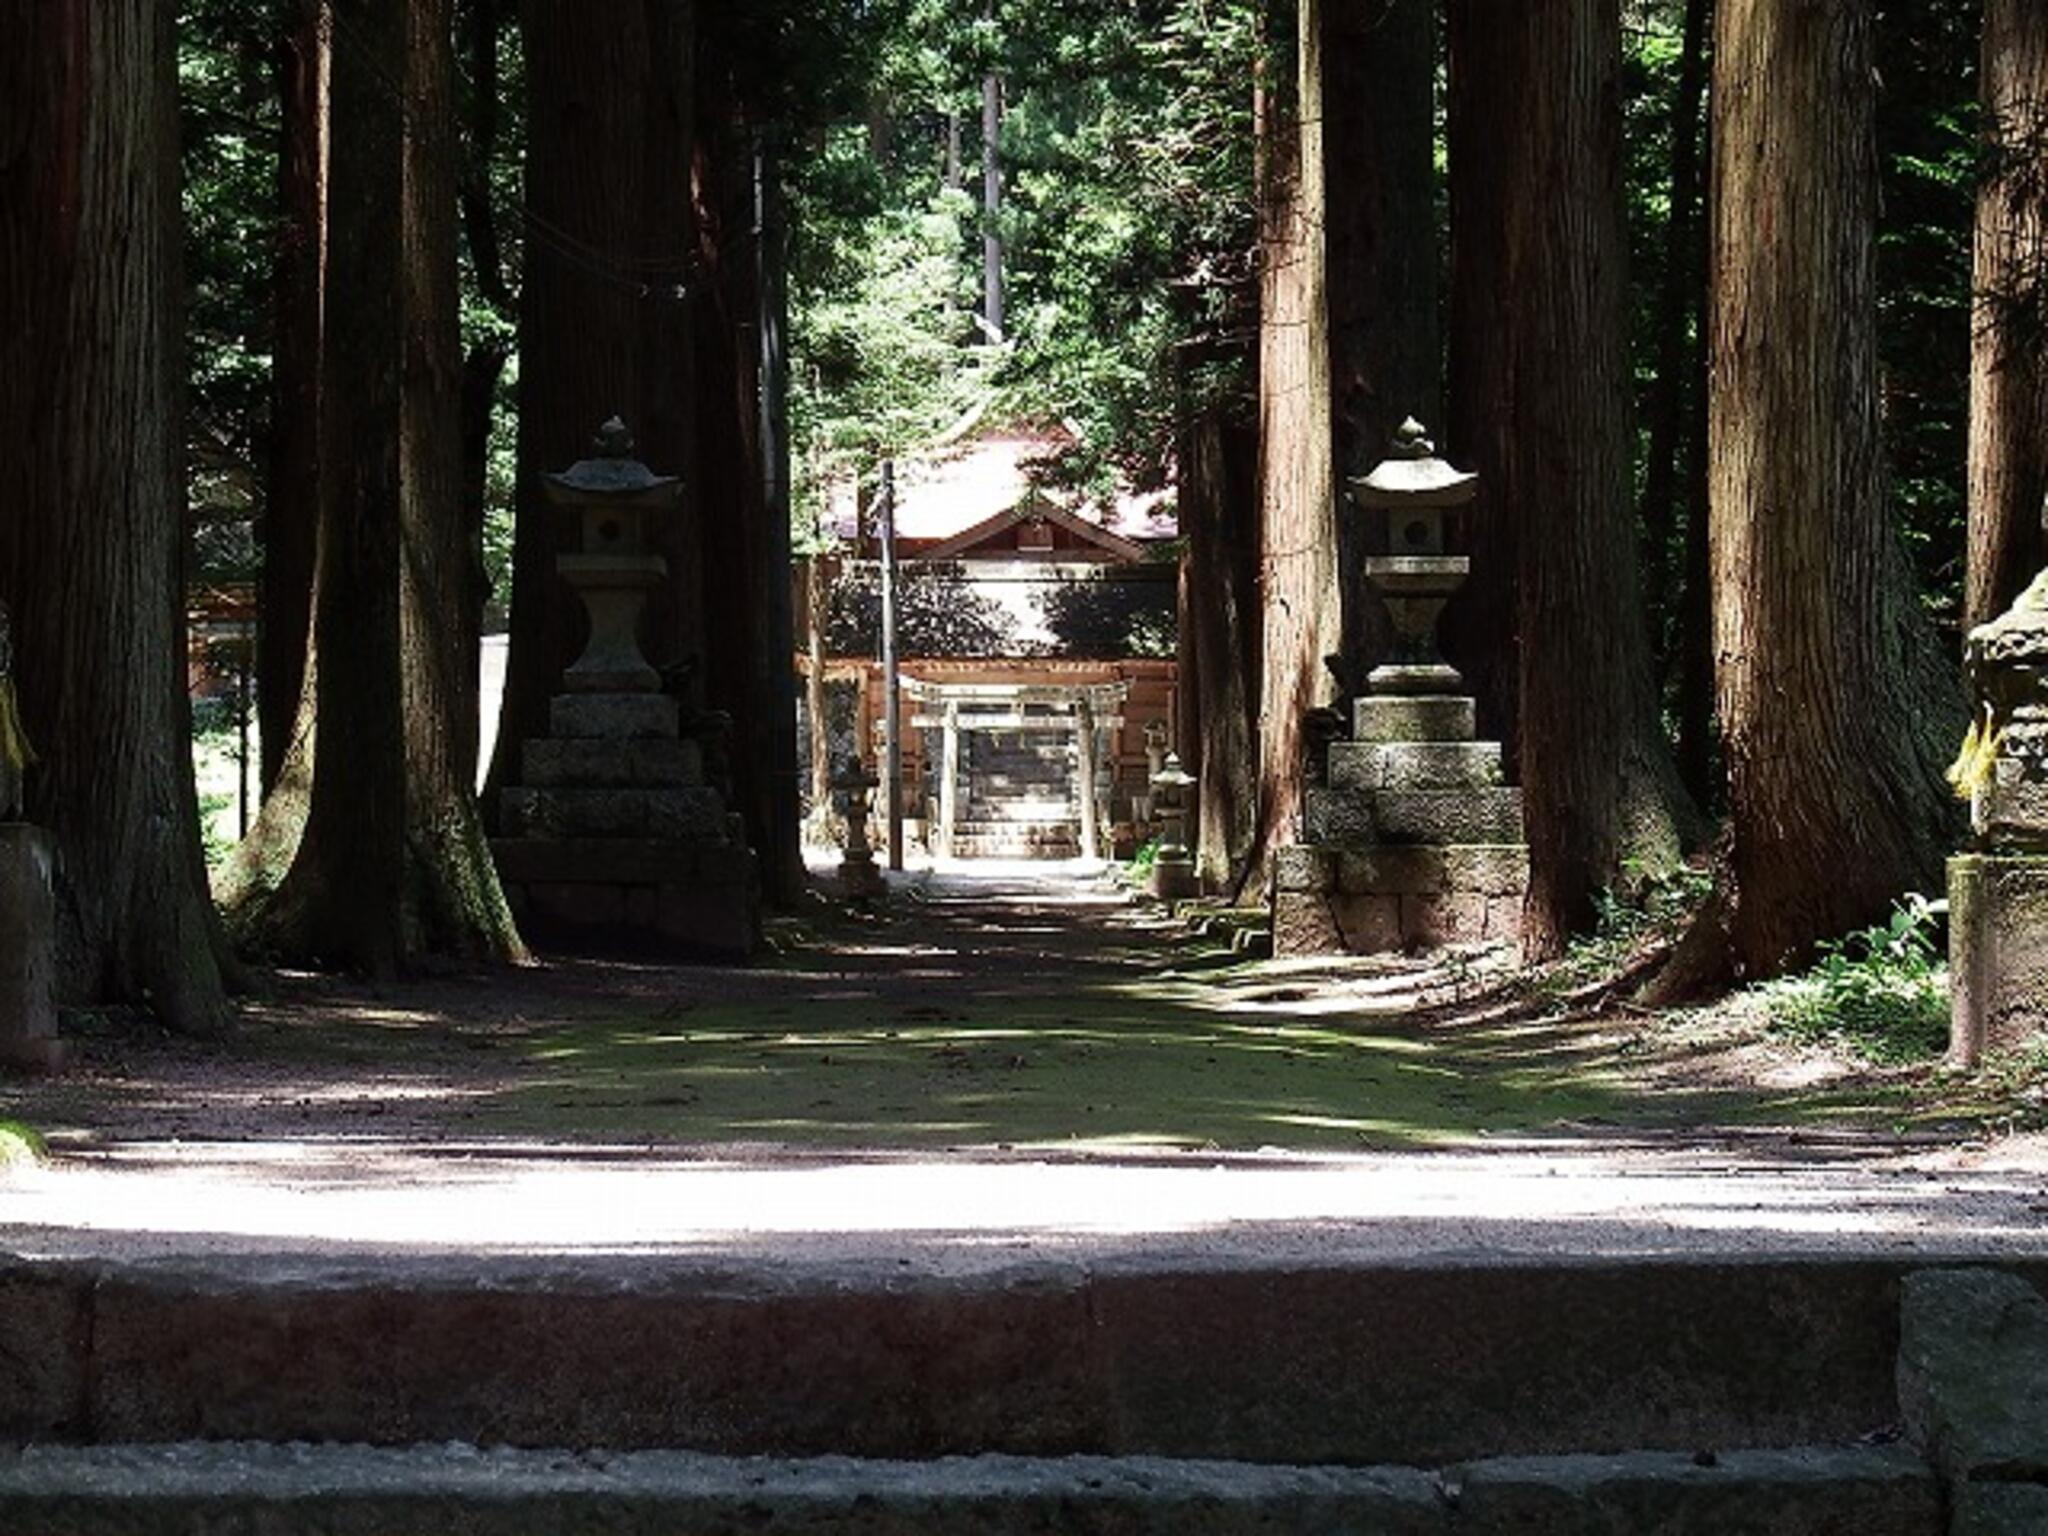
0, 0, 234, 1031
1708, 0, 1960, 974
1250, 0, 1340, 886
1966, 0, 2048, 631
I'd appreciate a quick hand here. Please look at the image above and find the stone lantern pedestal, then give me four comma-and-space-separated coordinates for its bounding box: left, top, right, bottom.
1950, 570, 2048, 1064
492, 420, 759, 960
0, 605, 61, 1073
1274, 421, 1529, 957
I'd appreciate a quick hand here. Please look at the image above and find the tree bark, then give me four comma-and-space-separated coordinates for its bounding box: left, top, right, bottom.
261, 0, 328, 796
1443, 0, 1520, 760
254, 0, 411, 976
489, 0, 700, 817
0, 0, 234, 1032
1249, 0, 1340, 887
400, 0, 526, 960
1966, 0, 2048, 632
1183, 409, 1263, 894
1708, 0, 1961, 975
1459, 3, 1700, 957
1639, 0, 1712, 654
1323, 0, 1438, 686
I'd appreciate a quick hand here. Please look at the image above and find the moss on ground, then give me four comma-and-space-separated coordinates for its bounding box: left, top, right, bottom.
0, 1119, 48, 1168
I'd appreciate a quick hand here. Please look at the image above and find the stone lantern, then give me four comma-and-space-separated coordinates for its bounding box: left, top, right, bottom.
832, 760, 886, 898
1149, 752, 1199, 900
492, 418, 759, 960
1272, 417, 1528, 959
1350, 418, 1479, 698
544, 417, 683, 695
1949, 568, 2048, 1064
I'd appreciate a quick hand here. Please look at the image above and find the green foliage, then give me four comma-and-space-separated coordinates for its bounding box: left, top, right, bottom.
1763, 895, 1951, 1065
1551, 860, 1715, 988
0, 1120, 48, 1169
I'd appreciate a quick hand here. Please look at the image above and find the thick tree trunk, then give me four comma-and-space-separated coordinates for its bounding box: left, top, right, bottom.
1966, 0, 2048, 631
261, 0, 328, 796
0, 0, 234, 1033
805, 556, 831, 815
1461, 3, 1699, 957
1323, 0, 1438, 686
490, 0, 699, 817
1443, 0, 1520, 760
1709, 0, 1961, 975
255, 0, 410, 975
1183, 410, 1262, 894
400, 0, 525, 961
1250, 0, 1340, 886
0, 0, 234, 1036
1639, 0, 1712, 652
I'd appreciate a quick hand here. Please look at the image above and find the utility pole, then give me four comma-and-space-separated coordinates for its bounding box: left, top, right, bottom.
879, 459, 904, 871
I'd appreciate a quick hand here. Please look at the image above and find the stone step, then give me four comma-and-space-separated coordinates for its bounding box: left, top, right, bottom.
0, 1442, 1938, 1534
0, 1254, 1989, 1464
521, 736, 703, 790
1328, 740, 1504, 793
500, 786, 727, 841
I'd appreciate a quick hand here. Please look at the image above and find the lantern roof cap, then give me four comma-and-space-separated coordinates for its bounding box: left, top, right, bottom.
1151, 751, 1196, 790
545, 417, 683, 504
1351, 418, 1479, 508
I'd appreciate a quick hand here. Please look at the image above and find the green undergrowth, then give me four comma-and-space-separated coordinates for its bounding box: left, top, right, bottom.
0, 1118, 49, 1169
1761, 896, 1949, 1066
1546, 862, 1714, 993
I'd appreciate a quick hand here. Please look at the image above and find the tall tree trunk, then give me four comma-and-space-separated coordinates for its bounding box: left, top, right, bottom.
1708, 0, 1960, 975
1250, 0, 1339, 886
1443, 0, 1520, 760
1639, 0, 1713, 655
489, 0, 699, 816
754, 133, 804, 903
252, 0, 410, 975
261, 0, 328, 796
1183, 409, 1262, 894
1465, 3, 1700, 957
1966, 0, 2048, 631
1323, 0, 1438, 686
805, 555, 831, 815
981, 1, 1004, 340
400, 0, 525, 960
0, 0, 234, 1033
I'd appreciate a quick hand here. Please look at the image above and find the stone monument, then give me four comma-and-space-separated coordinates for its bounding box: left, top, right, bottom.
1949, 568, 2048, 1064
1273, 420, 1529, 956
492, 420, 759, 959
1149, 752, 1199, 901
0, 602, 62, 1072
832, 760, 887, 899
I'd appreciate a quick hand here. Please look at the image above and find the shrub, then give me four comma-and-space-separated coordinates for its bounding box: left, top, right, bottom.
1763, 895, 1949, 1065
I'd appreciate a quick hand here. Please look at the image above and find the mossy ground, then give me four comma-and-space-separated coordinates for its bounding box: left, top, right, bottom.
3, 868, 2036, 1153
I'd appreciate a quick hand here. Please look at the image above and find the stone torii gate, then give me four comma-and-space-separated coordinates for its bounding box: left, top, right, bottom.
904, 679, 1127, 860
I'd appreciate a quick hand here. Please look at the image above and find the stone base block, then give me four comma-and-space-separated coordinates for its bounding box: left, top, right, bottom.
1949, 853, 2048, 1065
0, 825, 61, 1075
1273, 891, 1346, 957
496, 838, 757, 962
1335, 844, 1529, 900
501, 786, 726, 841
1273, 883, 1525, 957
1273, 846, 1336, 895
1151, 856, 1201, 902
1328, 740, 1504, 792
523, 737, 703, 790
1376, 788, 1525, 847
549, 692, 680, 742
1354, 695, 1475, 744
1303, 787, 1378, 847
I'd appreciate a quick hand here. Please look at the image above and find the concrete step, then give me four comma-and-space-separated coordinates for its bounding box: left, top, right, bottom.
0, 1254, 1997, 1464
0, 1441, 1940, 1534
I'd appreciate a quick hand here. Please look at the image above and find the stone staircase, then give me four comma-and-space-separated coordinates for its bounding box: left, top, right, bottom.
2, 1252, 2036, 1532
953, 732, 1085, 859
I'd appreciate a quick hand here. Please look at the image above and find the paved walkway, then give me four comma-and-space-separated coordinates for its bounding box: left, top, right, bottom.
3, 860, 2046, 1271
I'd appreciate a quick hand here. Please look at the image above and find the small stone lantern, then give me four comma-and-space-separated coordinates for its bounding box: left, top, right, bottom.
1950, 568, 2048, 1064
1150, 752, 1199, 901
544, 418, 683, 694
832, 760, 886, 898
1350, 418, 1480, 698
